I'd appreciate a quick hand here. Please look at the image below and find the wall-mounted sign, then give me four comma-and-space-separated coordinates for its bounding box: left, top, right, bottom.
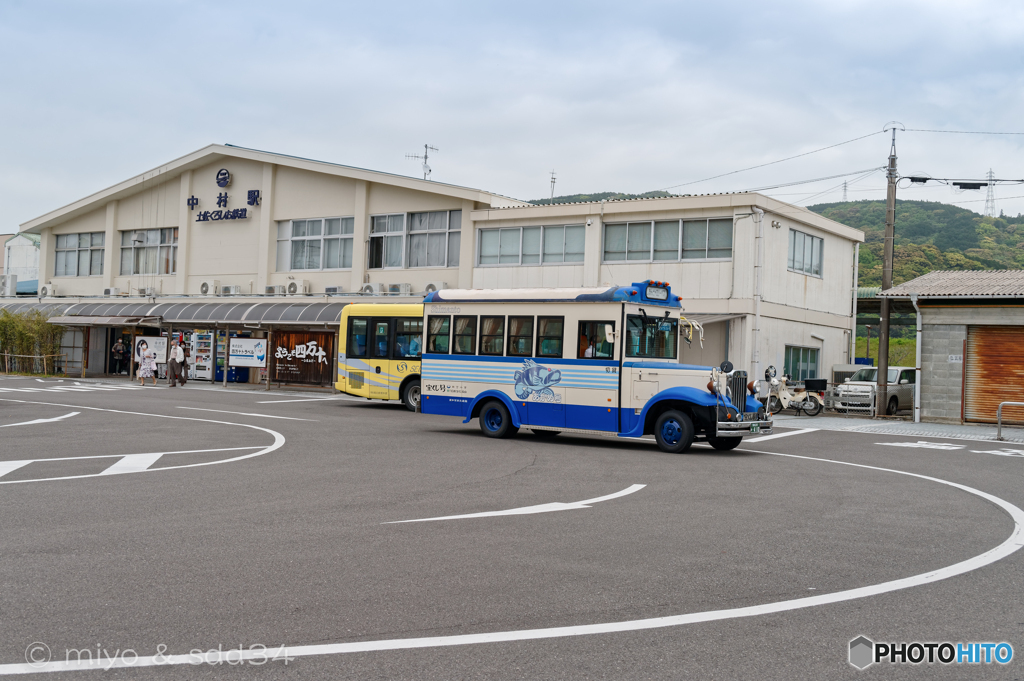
196, 208, 250, 222
229, 338, 267, 367
948, 354, 963, 363
216, 168, 231, 187
272, 332, 334, 385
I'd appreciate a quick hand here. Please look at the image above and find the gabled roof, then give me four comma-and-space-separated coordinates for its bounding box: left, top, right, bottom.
19, 144, 528, 234
879, 269, 1024, 298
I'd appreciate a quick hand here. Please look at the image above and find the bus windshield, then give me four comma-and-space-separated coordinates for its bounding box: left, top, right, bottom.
626, 314, 677, 359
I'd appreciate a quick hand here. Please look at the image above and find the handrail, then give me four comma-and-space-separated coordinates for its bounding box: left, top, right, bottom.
996, 402, 1024, 441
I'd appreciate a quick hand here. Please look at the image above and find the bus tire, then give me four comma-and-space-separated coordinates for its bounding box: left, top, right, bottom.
706, 436, 742, 451
654, 410, 694, 453
531, 429, 560, 438
402, 379, 421, 412
479, 400, 519, 439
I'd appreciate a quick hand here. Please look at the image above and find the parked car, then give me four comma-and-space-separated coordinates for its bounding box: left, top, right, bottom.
834, 366, 916, 415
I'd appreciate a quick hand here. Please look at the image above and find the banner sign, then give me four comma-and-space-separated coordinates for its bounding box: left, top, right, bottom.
134, 336, 167, 364
271, 331, 334, 385
229, 338, 268, 367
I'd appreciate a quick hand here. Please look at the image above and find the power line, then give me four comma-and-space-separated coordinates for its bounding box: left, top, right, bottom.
906, 128, 1024, 135
656, 130, 884, 192
741, 167, 885, 193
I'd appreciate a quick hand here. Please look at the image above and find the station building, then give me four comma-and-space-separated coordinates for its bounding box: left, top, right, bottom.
2, 144, 864, 386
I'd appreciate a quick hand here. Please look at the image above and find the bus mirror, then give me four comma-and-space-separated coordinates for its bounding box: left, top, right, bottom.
604, 324, 614, 339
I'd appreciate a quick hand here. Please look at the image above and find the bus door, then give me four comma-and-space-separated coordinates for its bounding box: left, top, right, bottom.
367, 318, 392, 398
344, 316, 371, 398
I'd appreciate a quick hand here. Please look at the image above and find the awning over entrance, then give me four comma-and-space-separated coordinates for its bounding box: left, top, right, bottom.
1, 300, 348, 326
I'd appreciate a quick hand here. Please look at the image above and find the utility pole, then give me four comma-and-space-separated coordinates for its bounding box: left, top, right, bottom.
549, 170, 557, 204
876, 123, 902, 417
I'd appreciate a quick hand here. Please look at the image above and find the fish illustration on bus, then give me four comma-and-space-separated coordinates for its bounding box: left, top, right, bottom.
514, 359, 562, 400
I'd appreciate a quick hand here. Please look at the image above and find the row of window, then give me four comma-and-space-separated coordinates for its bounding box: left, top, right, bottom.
478, 225, 586, 265
603, 218, 733, 262
788, 229, 823, 277
120, 228, 178, 276
55, 232, 105, 277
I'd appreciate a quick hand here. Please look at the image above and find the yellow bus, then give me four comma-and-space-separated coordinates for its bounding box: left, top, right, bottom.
336, 303, 423, 411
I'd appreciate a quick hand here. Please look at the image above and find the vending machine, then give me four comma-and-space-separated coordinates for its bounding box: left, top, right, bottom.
190, 332, 214, 380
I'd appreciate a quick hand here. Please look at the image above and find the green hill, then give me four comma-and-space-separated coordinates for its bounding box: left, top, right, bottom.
807, 200, 1024, 286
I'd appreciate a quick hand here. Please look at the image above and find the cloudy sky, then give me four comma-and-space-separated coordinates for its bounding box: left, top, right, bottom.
3, 0, 1024, 229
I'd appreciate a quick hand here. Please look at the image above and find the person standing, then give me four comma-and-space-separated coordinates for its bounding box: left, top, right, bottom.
137, 340, 157, 386
167, 340, 186, 387
111, 338, 126, 375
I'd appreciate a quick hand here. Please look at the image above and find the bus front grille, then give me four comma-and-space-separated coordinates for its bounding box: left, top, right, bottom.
349, 371, 364, 389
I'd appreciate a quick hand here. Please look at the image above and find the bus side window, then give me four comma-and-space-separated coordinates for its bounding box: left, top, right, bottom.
578, 321, 614, 359
453, 316, 477, 355
395, 318, 423, 358
536, 317, 564, 358
507, 316, 534, 357
349, 318, 368, 357
480, 316, 505, 356
372, 320, 390, 358
427, 316, 450, 353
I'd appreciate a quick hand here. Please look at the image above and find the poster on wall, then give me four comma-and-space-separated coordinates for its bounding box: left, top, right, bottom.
229, 338, 267, 367
134, 336, 167, 364
272, 331, 334, 385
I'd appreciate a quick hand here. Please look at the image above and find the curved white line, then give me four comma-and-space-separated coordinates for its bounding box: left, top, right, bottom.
0, 412, 78, 428
0, 400, 285, 484
386, 484, 646, 523
2, 448, 1020, 674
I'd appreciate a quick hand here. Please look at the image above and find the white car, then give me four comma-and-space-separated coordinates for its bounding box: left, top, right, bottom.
834, 366, 916, 415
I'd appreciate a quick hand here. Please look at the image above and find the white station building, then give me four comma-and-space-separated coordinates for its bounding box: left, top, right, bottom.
5, 144, 863, 384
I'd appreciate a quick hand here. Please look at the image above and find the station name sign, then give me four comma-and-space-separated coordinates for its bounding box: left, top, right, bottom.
186, 168, 261, 222
196, 208, 250, 222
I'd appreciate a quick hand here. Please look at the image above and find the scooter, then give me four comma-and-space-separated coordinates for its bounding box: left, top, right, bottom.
763, 366, 824, 416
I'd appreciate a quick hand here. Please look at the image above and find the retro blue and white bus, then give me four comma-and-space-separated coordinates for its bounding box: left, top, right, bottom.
419, 281, 772, 453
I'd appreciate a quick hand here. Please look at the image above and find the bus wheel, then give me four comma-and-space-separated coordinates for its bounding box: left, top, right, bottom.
479, 400, 519, 439
706, 436, 742, 451
531, 430, 560, 438
654, 410, 694, 453
402, 380, 421, 412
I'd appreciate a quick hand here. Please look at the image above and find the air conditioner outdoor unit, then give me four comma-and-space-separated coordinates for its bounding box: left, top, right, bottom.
265, 285, 286, 296
324, 286, 344, 295
0, 274, 15, 296
389, 283, 413, 296
286, 280, 310, 295
423, 281, 448, 294
199, 279, 220, 296
360, 283, 386, 295
138, 287, 157, 297
221, 285, 243, 296
39, 282, 56, 297
103, 287, 121, 297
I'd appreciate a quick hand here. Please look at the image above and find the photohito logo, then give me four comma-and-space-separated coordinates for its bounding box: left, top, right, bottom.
849, 635, 1013, 669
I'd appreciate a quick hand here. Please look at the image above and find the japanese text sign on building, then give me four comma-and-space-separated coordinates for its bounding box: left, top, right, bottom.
229, 338, 267, 368
271, 332, 334, 385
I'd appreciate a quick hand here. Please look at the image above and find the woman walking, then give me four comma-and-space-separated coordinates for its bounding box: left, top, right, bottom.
137, 340, 157, 386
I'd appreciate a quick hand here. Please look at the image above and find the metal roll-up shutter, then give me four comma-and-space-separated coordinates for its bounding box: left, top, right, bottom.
964, 325, 1024, 423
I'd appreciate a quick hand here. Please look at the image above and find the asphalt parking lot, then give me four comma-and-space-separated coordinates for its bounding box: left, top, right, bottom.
0, 377, 1021, 679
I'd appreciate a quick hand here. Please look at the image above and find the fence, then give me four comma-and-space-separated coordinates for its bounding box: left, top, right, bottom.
1, 353, 70, 376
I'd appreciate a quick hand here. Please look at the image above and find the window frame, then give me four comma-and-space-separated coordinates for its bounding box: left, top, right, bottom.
426, 315, 451, 354
787, 228, 824, 278
55, 231, 105, 277
407, 209, 462, 269
117, 229, 177, 277
394, 317, 424, 359
577, 320, 616, 359
368, 213, 407, 270
479, 315, 506, 356
452, 315, 478, 355
277, 217, 355, 272
535, 316, 565, 359
347, 317, 369, 358
506, 316, 535, 358
477, 224, 586, 267
783, 345, 820, 381
602, 218, 734, 263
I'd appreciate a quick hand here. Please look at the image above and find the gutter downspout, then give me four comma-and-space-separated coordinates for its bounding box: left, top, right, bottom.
849, 242, 859, 363
911, 293, 922, 423
751, 207, 764, 383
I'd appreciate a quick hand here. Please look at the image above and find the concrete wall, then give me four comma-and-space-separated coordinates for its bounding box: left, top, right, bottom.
920, 323, 966, 423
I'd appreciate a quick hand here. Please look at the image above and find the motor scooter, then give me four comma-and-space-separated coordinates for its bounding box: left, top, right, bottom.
763, 366, 824, 416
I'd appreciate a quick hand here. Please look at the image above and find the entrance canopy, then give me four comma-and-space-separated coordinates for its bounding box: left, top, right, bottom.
1, 300, 348, 327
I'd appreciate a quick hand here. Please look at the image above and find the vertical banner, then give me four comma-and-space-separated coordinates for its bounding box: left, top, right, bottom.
272, 331, 334, 385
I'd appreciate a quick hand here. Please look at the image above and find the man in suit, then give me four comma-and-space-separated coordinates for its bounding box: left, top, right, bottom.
167, 340, 187, 387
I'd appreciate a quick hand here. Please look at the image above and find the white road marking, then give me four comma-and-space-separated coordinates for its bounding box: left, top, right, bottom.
878, 441, 964, 450
176, 407, 317, 421
99, 453, 166, 475
0, 461, 32, 478
0, 412, 78, 428
257, 396, 361, 404
387, 484, 646, 523
971, 448, 1024, 457
0, 447, 265, 481
3, 446, 1019, 674
0, 400, 285, 485
745, 427, 817, 442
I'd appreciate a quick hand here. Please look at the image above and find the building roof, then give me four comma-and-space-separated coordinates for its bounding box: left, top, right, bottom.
879, 270, 1024, 298
19, 144, 529, 234
0, 299, 352, 326
5, 233, 40, 245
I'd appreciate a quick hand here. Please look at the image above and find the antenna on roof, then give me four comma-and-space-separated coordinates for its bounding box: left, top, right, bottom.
406, 144, 438, 180
549, 170, 557, 204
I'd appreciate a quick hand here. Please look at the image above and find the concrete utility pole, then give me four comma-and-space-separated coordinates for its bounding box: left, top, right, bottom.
876, 123, 901, 417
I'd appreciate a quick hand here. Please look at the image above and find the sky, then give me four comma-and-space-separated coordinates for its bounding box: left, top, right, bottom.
3, 0, 1024, 230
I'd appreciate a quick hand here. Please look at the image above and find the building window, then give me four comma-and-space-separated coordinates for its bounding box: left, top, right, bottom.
369, 214, 406, 269
277, 217, 354, 271
788, 229, 823, 277
784, 345, 819, 380
478, 225, 584, 265
603, 218, 732, 262
408, 210, 461, 268
118, 229, 177, 276
55, 232, 104, 277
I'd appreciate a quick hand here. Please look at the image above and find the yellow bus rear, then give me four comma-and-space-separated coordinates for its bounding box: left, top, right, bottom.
336, 303, 424, 411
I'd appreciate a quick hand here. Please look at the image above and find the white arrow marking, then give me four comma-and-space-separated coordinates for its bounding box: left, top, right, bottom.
0, 461, 32, 479
386, 484, 646, 523
0, 412, 79, 428
100, 453, 166, 475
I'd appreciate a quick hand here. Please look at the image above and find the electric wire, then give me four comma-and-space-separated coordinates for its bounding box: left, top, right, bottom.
905, 129, 1024, 135
739, 167, 885, 193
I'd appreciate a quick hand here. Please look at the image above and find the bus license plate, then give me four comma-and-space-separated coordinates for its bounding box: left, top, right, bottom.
750, 423, 760, 434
